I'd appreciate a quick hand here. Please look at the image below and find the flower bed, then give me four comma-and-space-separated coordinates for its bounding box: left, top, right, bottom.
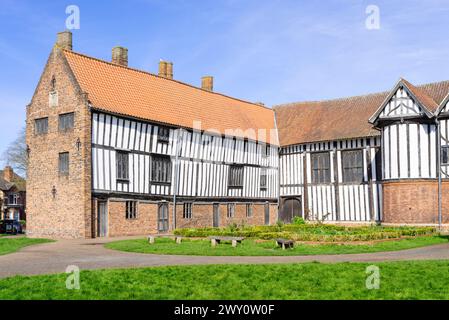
174, 224, 437, 242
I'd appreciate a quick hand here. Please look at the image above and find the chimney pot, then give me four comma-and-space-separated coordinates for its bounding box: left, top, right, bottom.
56, 31, 73, 51
3, 166, 13, 182
201, 76, 214, 92
112, 47, 128, 67
158, 61, 173, 79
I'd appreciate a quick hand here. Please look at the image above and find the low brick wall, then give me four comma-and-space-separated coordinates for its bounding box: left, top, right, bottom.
383, 180, 449, 224
104, 200, 279, 237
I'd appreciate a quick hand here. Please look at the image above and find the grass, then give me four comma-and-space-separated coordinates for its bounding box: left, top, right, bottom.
0, 237, 53, 256
105, 235, 448, 256
1, 261, 449, 299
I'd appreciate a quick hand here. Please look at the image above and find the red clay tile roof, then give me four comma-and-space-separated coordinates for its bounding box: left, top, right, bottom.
401, 79, 439, 113
274, 80, 449, 147
63, 50, 277, 145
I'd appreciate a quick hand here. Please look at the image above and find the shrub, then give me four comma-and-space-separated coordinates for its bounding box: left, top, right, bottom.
292, 217, 306, 225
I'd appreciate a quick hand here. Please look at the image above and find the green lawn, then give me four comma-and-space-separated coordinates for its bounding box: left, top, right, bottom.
1, 261, 449, 299
105, 236, 448, 256
0, 237, 53, 256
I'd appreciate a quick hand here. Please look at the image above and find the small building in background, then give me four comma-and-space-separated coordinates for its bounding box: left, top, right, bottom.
0, 166, 26, 221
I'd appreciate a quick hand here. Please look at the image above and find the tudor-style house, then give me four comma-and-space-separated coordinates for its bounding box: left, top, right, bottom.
26, 31, 449, 239
26, 31, 278, 239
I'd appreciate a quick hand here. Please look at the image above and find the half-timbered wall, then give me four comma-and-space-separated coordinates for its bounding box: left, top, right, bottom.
382, 123, 437, 180
91, 112, 279, 200
378, 86, 424, 119
280, 137, 382, 222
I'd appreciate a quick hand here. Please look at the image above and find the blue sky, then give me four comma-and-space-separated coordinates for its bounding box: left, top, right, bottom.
1, 0, 449, 162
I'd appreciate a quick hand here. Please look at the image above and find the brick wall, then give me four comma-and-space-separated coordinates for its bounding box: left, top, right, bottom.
383, 180, 449, 224
175, 202, 277, 229
26, 47, 92, 239
107, 200, 158, 237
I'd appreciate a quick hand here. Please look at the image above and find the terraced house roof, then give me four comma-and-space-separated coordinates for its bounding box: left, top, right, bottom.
63, 50, 278, 145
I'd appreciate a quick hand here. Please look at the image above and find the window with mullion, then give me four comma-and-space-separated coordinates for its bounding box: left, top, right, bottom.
58, 152, 69, 175
116, 151, 129, 181
151, 156, 172, 184
229, 165, 244, 188
311, 152, 330, 184
342, 150, 364, 184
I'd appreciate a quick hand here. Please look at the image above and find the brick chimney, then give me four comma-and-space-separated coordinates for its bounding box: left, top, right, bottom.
201, 76, 214, 92
112, 46, 128, 67
3, 166, 13, 182
56, 31, 73, 51
158, 60, 173, 79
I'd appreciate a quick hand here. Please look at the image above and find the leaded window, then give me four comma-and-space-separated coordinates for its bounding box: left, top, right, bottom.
229, 165, 244, 188
116, 151, 129, 180
151, 156, 172, 184
59, 113, 74, 131
311, 152, 331, 184
35, 118, 48, 135
59, 152, 69, 175
342, 150, 364, 184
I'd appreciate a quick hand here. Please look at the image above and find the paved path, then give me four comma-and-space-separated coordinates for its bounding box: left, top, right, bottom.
0, 237, 449, 279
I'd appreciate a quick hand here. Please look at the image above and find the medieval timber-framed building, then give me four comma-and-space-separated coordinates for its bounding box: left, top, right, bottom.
26, 31, 449, 239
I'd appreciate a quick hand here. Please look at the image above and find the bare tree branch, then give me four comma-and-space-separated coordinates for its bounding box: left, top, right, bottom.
1, 127, 27, 177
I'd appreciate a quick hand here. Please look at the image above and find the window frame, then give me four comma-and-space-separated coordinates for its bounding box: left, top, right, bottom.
260, 168, 268, 190
35, 117, 49, 135
58, 112, 75, 132
262, 144, 271, 158
442, 146, 449, 166
246, 203, 253, 218
116, 151, 130, 181
157, 126, 170, 144
151, 155, 172, 184
58, 152, 70, 176
227, 203, 235, 218
311, 152, 331, 185
125, 201, 138, 220
341, 149, 365, 184
183, 203, 193, 219
7, 194, 19, 206
228, 165, 244, 189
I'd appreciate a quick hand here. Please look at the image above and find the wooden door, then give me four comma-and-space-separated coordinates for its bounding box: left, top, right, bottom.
264, 203, 270, 225
213, 204, 220, 228
158, 203, 169, 232
279, 197, 302, 223
98, 201, 108, 237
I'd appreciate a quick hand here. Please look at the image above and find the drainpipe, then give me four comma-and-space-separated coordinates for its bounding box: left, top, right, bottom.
172, 129, 183, 232
436, 118, 443, 230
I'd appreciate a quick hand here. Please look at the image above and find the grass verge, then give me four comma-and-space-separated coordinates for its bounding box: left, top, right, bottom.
1, 261, 449, 299
0, 237, 53, 256
105, 235, 448, 256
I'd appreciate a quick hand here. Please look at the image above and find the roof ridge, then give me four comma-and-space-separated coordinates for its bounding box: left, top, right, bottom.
273, 79, 449, 109
273, 90, 389, 109
63, 49, 273, 112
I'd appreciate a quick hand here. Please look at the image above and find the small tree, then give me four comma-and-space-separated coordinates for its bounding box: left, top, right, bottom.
2, 127, 27, 177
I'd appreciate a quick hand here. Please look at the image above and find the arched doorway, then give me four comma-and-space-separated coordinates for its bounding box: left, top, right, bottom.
279, 197, 302, 223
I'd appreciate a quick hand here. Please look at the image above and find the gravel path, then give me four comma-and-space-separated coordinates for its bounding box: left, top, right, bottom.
0, 236, 448, 278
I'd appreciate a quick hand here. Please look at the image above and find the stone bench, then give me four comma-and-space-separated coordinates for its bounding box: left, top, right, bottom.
276, 238, 295, 250
208, 236, 245, 247
147, 235, 184, 244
